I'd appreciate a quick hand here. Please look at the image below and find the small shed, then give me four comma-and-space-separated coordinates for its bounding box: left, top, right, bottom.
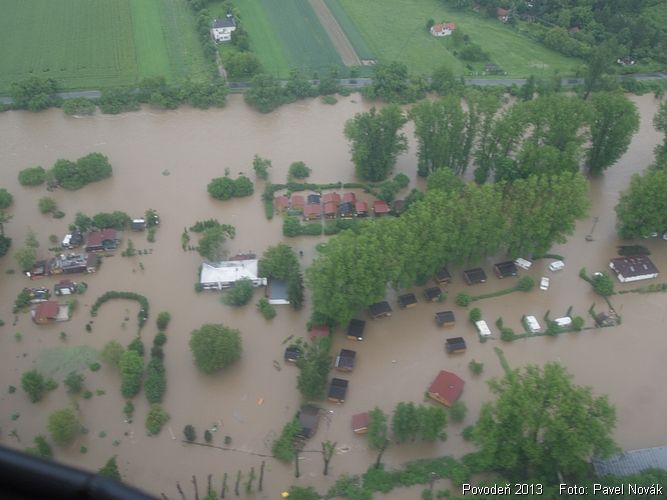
303, 204, 322, 221
475, 320, 492, 337
347, 319, 366, 341
290, 194, 305, 211
339, 201, 355, 219
131, 218, 146, 231
435, 311, 455, 327
463, 268, 487, 285
274, 195, 289, 212
355, 201, 368, 217
310, 324, 330, 341
298, 405, 320, 438
334, 349, 356, 372
435, 266, 452, 284
372, 200, 390, 216
351, 412, 370, 434
284, 346, 301, 363
427, 370, 464, 407
322, 192, 341, 205
423, 286, 442, 302
368, 301, 392, 319
525, 315, 541, 333
327, 378, 349, 403
323, 201, 338, 219
307, 193, 321, 205
267, 279, 290, 305
445, 337, 467, 354
398, 293, 417, 309
493, 261, 518, 279
342, 192, 356, 204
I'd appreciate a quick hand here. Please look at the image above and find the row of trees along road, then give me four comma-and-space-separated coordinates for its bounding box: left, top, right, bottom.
344, 91, 639, 183
307, 169, 589, 327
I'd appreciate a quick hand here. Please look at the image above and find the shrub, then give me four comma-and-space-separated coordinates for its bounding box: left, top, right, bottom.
119, 350, 143, 398
0, 235, 11, 257
0, 188, 13, 209
98, 456, 121, 481
52, 153, 113, 190
302, 223, 322, 236
89, 362, 101, 372
257, 297, 276, 320
592, 273, 614, 297
64, 371, 84, 394
127, 337, 145, 357
207, 176, 235, 200
204, 429, 213, 443
233, 176, 254, 197
455, 292, 471, 307
572, 316, 584, 331
468, 360, 484, 375
18, 166, 46, 186
516, 276, 534, 292
145, 404, 169, 435
62, 98, 96, 116
449, 400, 467, 423
184, 425, 196, 442
189, 324, 242, 373
38, 197, 57, 215
144, 358, 166, 404
123, 401, 134, 422
101, 341, 124, 367
48, 408, 82, 446
91, 211, 131, 230
21, 369, 46, 402
288, 162, 311, 179
156, 311, 171, 331
252, 155, 271, 180
222, 279, 254, 306
154, 332, 167, 347
283, 216, 301, 237
468, 308, 481, 323
26, 435, 52, 459
272, 419, 301, 462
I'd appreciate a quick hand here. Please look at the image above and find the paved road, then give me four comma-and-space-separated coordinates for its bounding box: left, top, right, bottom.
2, 73, 666, 105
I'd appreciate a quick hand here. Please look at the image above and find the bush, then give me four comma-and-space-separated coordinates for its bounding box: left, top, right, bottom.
271, 419, 301, 462
204, 429, 213, 443
91, 211, 131, 230
302, 223, 322, 236
127, 337, 145, 357
89, 362, 101, 372
449, 400, 467, 423
38, 197, 57, 215
288, 162, 311, 179
462, 426, 475, 442
62, 98, 96, 116
145, 404, 169, 435
257, 297, 276, 319
233, 176, 254, 197
468, 308, 481, 323
154, 331, 167, 347
207, 176, 236, 200
0, 188, 13, 209
90, 291, 149, 328
516, 276, 534, 292
18, 166, 46, 186
101, 341, 124, 367
468, 360, 484, 375
10, 77, 60, 111
48, 408, 82, 446
222, 279, 254, 306
572, 316, 584, 331
253, 155, 272, 180
26, 435, 52, 459
184, 425, 196, 442
123, 401, 134, 422
455, 292, 471, 307
0, 235, 11, 257
156, 311, 171, 331
98, 456, 121, 481
144, 358, 166, 404
21, 369, 46, 402
189, 324, 242, 373
52, 153, 113, 190
283, 216, 302, 237
64, 371, 84, 394
119, 350, 143, 398
592, 273, 614, 297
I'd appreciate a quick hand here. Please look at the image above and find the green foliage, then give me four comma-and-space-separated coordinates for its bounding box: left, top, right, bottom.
391, 402, 420, 443
21, 369, 46, 402
468, 308, 481, 323
222, 279, 254, 306
286, 486, 320, 500
26, 435, 52, 459
90, 291, 149, 328
256, 298, 276, 320
244, 74, 286, 113
364, 61, 419, 104
296, 337, 332, 400
98, 456, 121, 481
90, 211, 131, 230
468, 360, 484, 375
123, 401, 134, 422
344, 106, 408, 182
456, 293, 471, 307
572, 316, 585, 331
144, 358, 166, 404
516, 276, 534, 292
127, 337, 145, 357
52, 153, 112, 190
64, 371, 84, 394
282, 216, 301, 237
47, 408, 81, 446
98, 89, 140, 114
0, 188, 13, 209
450, 400, 467, 423
101, 341, 124, 367
252, 155, 271, 180
258, 243, 299, 280
145, 404, 169, 436
207, 176, 235, 200
287, 272, 305, 311
615, 167, 667, 239
153, 332, 167, 347
184, 424, 196, 442
472, 363, 617, 481
89, 362, 101, 372
221, 50, 262, 79
156, 311, 171, 331
119, 350, 143, 398
367, 407, 389, 464
288, 161, 311, 179
189, 324, 242, 373
271, 418, 301, 462
592, 272, 615, 297
197, 224, 235, 261
204, 429, 213, 443
62, 98, 96, 116
10, 77, 60, 111
14, 289, 32, 310
18, 166, 47, 186
15, 244, 37, 272
0, 234, 11, 257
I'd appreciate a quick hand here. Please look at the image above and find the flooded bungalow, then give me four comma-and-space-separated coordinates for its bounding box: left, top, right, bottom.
347, 319, 366, 341
592, 445, 667, 477
27, 260, 49, 279
131, 218, 146, 231
351, 412, 370, 434
310, 324, 330, 341
297, 405, 320, 439
435, 266, 452, 284
322, 192, 341, 205
54, 280, 77, 296
61, 231, 83, 249
435, 310, 456, 327
338, 201, 355, 219
368, 301, 392, 319
445, 337, 467, 354
307, 193, 321, 205
323, 201, 338, 219
609, 256, 659, 282
199, 258, 267, 290
32, 300, 69, 324
427, 370, 464, 407
284, 346, 301, 364
397, 293, 417, 309
493, 261, 518, 278
423, 286, 442, 302
328, 378, 349, 403
266, 279, 289, 305
290, 194, 305, 212
334, 349, 356, 372
342, 192, 356, 204
274, 195, 289, 212
49, 253, 99, 275
354, 201, 368, 217
303, 204, 321, 221
463, 268, 487, 285
85, 229, 119, 252
372, 200, 390, 216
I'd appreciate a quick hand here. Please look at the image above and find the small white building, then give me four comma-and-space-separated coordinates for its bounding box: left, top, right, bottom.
554, 317, 572, 327
475, 320, 491, 337
200, 259, 267, 290
525, 315, 541, 333
430, 22, 457, 37
211, 15, 236, 43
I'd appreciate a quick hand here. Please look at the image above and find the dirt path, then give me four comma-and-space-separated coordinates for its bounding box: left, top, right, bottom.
308, 0, 361, 67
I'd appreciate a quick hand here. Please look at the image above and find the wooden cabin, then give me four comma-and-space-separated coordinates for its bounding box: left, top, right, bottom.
284, 346, 301, 364
327, 378, 349, 403
323, 201, 338, 219
351, 412, 370, 434
463, 268, 487, 285
372, 200, 390, 216
334, 349, 356, 372
493, 261, 518, 279
397, 293, 417, 309
427, 370, 464, 407
347, 319, 366, 341
445, 337, 467, 354
423, 286, 442, 302
368, 301, 392, 319
290, 194, 305, 212
355, 201, 368, 217
435, 310, 455, 327
435, 266, 452, 284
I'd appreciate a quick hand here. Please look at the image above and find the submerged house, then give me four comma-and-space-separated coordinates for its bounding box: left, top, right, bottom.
199, 259, 267, 290
423, 286, 442, 302
463, 268, 487, 285
351, 412, 370, 434
310, 324, 330, 341
297, 405, 320, 439
493, 261, 518, 279
328, 378, 349, 403
307, 193, 321, 205
445, 337, 466, 353
435, 266, 452, 284
323, 201, 338, 219
266, 279, 289, 305
49, 253, 98, 275
85, 229, 119, 252
368, 301, 392, 319
290, 194, 305, 212
609, 256, 659, 282
334, 349, 356, 372
62, 231, 83, 249
32, 300, 69, 324
592, 445, 667, 477
427, 370, 464, 407
339, 202, 355, 219
54, 280, 77, 296
342, 192, 356, 204
372, 201, 390, 216
398, 293, 417, 309
355, 201, 369, 217
131, 219, 146, 231
322, 192, 341, 205
435, 310, 456, 327
347, 319, 366, 341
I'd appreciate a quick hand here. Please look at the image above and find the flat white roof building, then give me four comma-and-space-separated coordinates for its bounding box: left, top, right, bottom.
200, 260, 267, 290
475, 320, 491, 337
525, 315, 541, 333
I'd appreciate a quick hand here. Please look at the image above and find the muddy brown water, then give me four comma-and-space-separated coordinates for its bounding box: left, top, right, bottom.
0, 94, 665, 499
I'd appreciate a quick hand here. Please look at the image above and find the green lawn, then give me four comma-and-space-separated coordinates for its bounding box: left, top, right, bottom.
230, 0, 342, 77
0, 0, 210, 93
324, 0, 375, 60
336, 0, 581, 77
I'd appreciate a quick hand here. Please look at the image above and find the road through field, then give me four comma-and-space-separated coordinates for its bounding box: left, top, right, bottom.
308, 0, 361, 66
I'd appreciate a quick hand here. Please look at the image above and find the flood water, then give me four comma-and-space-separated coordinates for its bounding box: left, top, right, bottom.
0, 93, 665, 498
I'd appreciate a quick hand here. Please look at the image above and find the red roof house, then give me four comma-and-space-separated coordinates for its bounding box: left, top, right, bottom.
351, 412, 370, 434
303, 204, 321, 220
342, 192, 356, 203
322, 192, 341, 205
290, 194, 305, 211
85, 229, 118, 252
274, 195, 289, 212
497, 7, 509, 22
372, 200, 390, 216
430, 22, 457, 36
310, 324, 330, 340
33, 300, 60, 324
427, 370, 464, 406
355, 201, 368, 216
324, 201, 338, 218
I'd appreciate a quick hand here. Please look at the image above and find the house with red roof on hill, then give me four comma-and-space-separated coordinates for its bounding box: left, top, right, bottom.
430, 22, 457, 37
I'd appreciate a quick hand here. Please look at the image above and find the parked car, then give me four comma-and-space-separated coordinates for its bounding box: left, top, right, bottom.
548, 260, 565, 272
514, 258, 532, 270
540, 277, 550, 290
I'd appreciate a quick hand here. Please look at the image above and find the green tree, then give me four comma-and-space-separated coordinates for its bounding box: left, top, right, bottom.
222, 50, 262, 79
450, 400, 467, 422
26, 435, 52, 459
586, 92, 640, 176
144, 358, 166, 404
287, 486, 319, 500
391, 402, 420, 443
615, 168, 667, 239
119, 350, 143, 398
10, 77, 60, 111
0, 188, 13, 209
417, 405, 447, 442
197, 225, 234, 261
184, 425, 197, 442
156, 311, 171, 331
516, 276, 534, 292
101, 341, 124, 367
344, 106, 407, 182
63, 98, 96, 116
18, 166, 46, 186
189, 324, 242, 373
256, 297, 276, 319
469, 308, 482, 323
145, 404, 169, 435
288, 161, 311, 179
430, 64, 459, 95
367, 407, 389, 469
271, 418, 301, 462
583, 41, 617, 100
207, 176, 236, 201
47, 408, 81, 446
15, 243, 37, 272
473, 363, 617, 481
64, 371, 84, 394
296, 337, 332, 400
21, 369, 46, 402
592, 272, 615, 297
258, 243, 300, 279
222, 278, 254, 306
233, 176, 254, 197
244, 74, 285, 113
38, 197, 57, 215
252, 155, 272, 180
284, 69, 313, 101
365, 61, 412, 103
287, 272, 305, 311
653, 99, 667, 163
98, 456, 121, 481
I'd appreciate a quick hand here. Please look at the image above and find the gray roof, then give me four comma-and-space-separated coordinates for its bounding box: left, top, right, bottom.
593, 446, 667, 477
212, 17, 236, 29
268, 279, 288, 301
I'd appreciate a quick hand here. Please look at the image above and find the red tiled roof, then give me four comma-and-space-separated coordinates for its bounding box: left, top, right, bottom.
432, 22, 456, 33
303, 204, 321, 217
291, 195, 305, 208
87, 229, 117, 247
428, 370, 464, 405
324, 201, 338, 215
310, 325, 330, 339
355, 201, 368, 213
497, 7, 509, 16
444, 22, 457, 30
322, 192, 341, 204
351, 412, 370, 433
274, 195, 289, 210
373, 201, 390, 214
342, 192, 356, 203
35, 300, 59, 321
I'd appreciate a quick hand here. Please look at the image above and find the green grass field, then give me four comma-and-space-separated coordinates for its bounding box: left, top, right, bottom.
323, 0, 375, 61
230, 0, 342, 77
336, 0, 581, 77
0, 0, 209, 93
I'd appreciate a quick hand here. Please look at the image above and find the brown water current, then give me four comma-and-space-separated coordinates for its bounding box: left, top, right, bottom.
0, 94, 665, 498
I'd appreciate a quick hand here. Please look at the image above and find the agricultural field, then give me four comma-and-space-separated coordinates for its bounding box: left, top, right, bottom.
323, 0, 375, 61
229, 0, 343, 77
336, 0, 581, 77
0, 0, 210, 93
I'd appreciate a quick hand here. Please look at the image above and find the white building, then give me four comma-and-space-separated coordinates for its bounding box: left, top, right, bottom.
525, 315, 541, 333
200, 259, 267, 290
475, 320, 491, 337
211, 15, 236, 43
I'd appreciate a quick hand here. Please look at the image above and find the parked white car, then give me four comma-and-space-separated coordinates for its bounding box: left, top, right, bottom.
548, 260, 565, 272
540, 277, 550, 290
515, 258, 532, 270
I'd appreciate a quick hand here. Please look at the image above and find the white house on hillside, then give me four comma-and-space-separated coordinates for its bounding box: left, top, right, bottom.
430, 22, 457, 37
211, 15, 236, 43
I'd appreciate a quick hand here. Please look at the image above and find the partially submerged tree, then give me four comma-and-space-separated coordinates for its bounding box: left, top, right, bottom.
367, 407, 389, 469
296, 337, 332, 400
98, 456, 122, 482
189, 324, 242, 374
47, 408, 82, 446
